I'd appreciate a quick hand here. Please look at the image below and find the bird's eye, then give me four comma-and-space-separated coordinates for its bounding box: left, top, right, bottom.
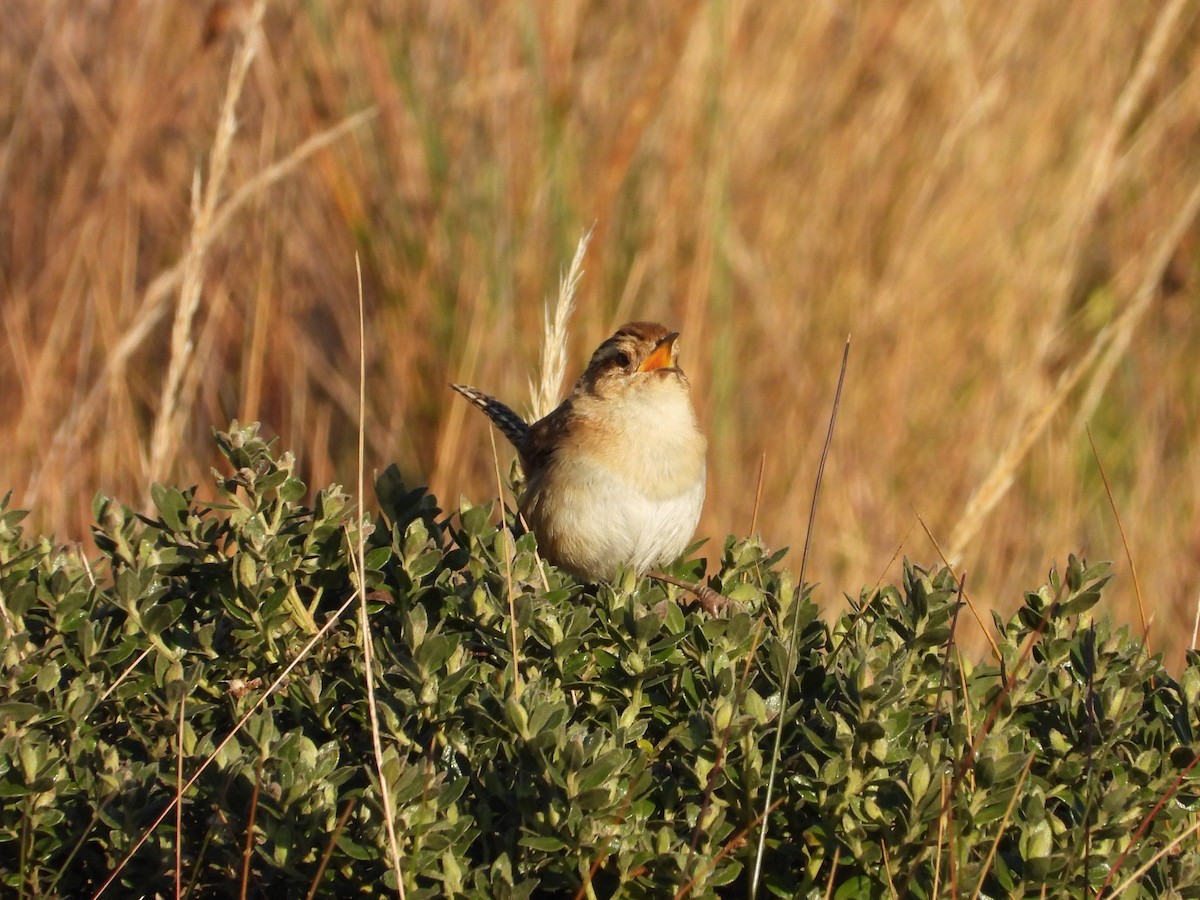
613, 351, 631, 369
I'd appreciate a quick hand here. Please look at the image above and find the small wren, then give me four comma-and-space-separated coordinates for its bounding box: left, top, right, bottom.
452, 321, 707, 583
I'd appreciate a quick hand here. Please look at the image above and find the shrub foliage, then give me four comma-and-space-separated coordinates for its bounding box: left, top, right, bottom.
1, 424, 1198, 897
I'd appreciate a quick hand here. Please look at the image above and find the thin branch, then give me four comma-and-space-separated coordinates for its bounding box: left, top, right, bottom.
969, 754, 1035, 900
749, 452, 767, 536
354, 256, 406, 898
750, 336, 850, 897
1085, 424, 1149, 647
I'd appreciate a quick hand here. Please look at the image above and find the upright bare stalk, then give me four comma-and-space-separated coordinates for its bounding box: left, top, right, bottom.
145, 0, 265, 490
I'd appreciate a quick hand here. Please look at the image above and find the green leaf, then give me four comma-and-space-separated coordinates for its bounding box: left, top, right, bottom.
833, 875, 876, 899
415, 634, 456, 674
575, 751, 626, 794
142, 601, 182, 635
35, 662, 61, 692
710, 859, 743, 887
362, 545, 392, 571
151, 483, 189, 530
518, 835, 567, 853
461, 504, 491, 537
279, 476, 307, 503
0, 702, 42, 722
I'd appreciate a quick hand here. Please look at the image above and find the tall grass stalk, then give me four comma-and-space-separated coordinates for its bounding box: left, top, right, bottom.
147, 0, 265, 490
750, 339, 849, 897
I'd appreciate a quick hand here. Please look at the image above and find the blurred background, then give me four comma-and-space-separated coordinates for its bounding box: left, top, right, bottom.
4, 1, 1200, 662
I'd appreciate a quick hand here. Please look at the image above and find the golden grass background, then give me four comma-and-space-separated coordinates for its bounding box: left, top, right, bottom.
4, 1, 1200, 661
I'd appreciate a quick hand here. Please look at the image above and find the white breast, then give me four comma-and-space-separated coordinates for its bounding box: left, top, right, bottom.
522, 377, 707, 582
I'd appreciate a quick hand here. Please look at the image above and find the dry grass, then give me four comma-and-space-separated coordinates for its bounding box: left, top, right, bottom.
4, 1, 1200, 661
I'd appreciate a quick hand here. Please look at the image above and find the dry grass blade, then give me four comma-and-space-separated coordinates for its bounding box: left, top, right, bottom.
1085, 424, 1149, 646
175, 687, 185, 897
880, 841, 898, 898
1109, 817, 1200, 897
946, 0, 1198, 566
750, 337, 850, 898
749, 452, 766, 536
239, 755, 264, 900
928, 573, 966, 736
932, 774, 948, 897
530, 226, 592, 420
1096, 747, 1200, 897
822, 846, 841, 900
969, 754, 1034, 900
305, 798, 358, 900
950, 168, 1200, 561
95, 646, 152, 706
947, 340, 1104, 561
1051, 0, 1188, 306
207, 107, 378, 245
1077, 170, 1200, 425
147, 0, 265, 490
489, 426, 523, 698
1191, 591, 1200, 667
353, 256, 406, 898
673, 798, 786, 900
0, 0, 68, 208
946, 597, 1058, 803
917, 513, 1002, 662
827, 524, 924, 669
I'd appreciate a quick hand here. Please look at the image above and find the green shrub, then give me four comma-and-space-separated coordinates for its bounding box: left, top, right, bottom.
0, 423, 1197, 897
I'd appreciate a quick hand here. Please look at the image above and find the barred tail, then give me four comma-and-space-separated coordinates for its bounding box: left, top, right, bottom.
451, 384, 530, 450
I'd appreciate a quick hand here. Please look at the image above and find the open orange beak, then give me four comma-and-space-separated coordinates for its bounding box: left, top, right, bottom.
637, 332, 680, 372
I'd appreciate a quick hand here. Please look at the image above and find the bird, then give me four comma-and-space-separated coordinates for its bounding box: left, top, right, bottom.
452, 321, 707, 584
